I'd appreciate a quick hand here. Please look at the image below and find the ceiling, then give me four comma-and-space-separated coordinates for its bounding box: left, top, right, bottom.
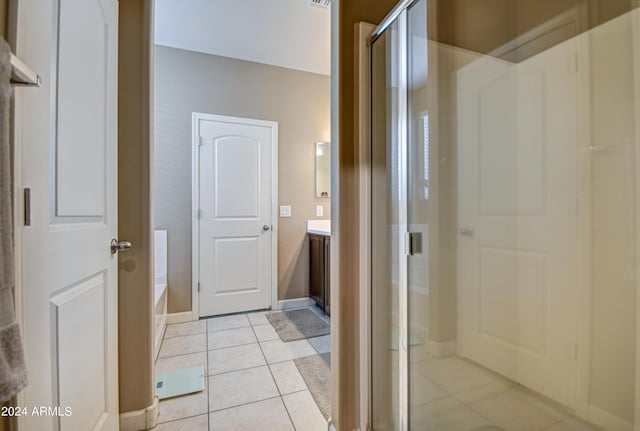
154, 0, 331, 76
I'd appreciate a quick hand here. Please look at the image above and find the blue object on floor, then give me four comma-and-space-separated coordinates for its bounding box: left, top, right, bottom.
155, 366, 205, 400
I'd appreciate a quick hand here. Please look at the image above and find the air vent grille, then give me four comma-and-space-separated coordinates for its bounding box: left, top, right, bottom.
309, 0, 330, 9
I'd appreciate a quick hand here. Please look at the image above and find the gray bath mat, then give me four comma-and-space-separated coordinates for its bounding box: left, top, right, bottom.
294, 352, 331, 419
266, 309, 330, 342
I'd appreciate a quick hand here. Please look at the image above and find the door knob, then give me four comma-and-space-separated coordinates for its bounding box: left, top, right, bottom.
458, 227, 474, 236
111, 239, 133, 255
262, 225, 271, 231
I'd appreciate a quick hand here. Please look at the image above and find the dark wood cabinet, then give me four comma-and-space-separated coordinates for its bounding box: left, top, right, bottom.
309, 234, 330, 315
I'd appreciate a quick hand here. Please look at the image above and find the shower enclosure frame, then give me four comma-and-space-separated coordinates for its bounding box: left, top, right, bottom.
362, 0, 640, 430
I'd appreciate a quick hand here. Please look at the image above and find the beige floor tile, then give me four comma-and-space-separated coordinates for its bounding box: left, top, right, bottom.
410, 396, 492, 431
210, 397, 293, 431
165, 320, 207, 338
207, 327, 257, 350
158, 379, 208, 423
543, 417, 599, 431
247, 311, 270, 326
159, 334, 207, 358
208, 366, 279, 411
260, 339, 316, 364
207, 314, 250, 332
252, 324, 279, 342
269, 361, 307, 394
409, 371, 450, 407
455, 381, 568, 431
309, 335, 331, 354
156, 352, 207, 373
414, 356, 504, 394
208, 343, 265, 375
282, 390, 328, 431
154, 414, 208, 431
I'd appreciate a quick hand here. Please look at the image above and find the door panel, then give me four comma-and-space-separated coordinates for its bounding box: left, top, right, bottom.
197, 116, 275, 317
56, 0, 109, 218
52, 273, 107, 431
457, 36, 580, 407
213, 137, 260, 218
19, 0, 119, 429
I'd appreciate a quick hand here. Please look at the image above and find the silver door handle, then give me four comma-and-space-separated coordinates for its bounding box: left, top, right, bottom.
111, 239, 133, 255
458, 227, 474, 236
263, 225, 271, 231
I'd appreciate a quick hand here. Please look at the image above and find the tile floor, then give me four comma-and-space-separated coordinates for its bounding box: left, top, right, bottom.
155, 307, 330, 431
405, 352, 600, 431
157, 307, 598, 431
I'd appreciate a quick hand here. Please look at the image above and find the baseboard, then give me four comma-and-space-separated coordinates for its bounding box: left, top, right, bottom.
166, 311, 196, 324
277, 297, 316, 310
119, 396, 159, 431
587, 404, 633, 431
428, 340, 457, 358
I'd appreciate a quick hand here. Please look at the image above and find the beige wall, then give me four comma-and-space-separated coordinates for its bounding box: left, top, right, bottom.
435, 0, 636, 59
335, 1, 398, 430
118, 0, 155, 414
154, 46, 331, 313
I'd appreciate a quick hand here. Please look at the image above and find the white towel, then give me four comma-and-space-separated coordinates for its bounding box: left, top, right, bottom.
0, 37, 27, 404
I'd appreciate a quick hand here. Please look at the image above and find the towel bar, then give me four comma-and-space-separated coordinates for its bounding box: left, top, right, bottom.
10, 53, 41, 87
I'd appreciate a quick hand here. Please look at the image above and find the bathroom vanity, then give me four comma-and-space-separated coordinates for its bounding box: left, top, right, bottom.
308, 220, 331, 315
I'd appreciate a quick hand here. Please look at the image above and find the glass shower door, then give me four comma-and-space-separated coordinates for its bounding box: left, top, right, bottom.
371, 0, 640, 430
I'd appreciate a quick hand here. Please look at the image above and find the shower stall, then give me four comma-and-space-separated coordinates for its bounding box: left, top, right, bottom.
369, 0, 640, 429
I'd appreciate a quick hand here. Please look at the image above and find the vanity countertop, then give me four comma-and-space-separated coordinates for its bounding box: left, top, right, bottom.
307, 219, 331, 236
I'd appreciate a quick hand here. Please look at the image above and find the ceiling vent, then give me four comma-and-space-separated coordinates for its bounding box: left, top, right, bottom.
309, 0, 330, 9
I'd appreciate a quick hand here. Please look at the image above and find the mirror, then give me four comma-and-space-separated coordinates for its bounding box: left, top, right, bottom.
315, 142, 331, 197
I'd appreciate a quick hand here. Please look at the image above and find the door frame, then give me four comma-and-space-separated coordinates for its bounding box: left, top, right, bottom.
191, 112, 279, 319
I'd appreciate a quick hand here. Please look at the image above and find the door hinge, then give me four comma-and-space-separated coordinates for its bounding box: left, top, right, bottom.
197, 282, 200, 292
198, 209, 202, 219
23, 188, 31, 226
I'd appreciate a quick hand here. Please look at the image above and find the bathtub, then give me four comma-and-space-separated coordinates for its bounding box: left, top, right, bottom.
154, 230, 168, 359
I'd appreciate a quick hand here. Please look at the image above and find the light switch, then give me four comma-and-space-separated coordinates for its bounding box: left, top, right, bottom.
316, 205, 324, 217
280, 205, 292, 218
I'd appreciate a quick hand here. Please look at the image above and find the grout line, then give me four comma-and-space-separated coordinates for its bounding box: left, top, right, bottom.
207, 340, 259, 352
250, 320, 298, 430
208, 395, 282, 415
206, 324, 252, 334
281, 388, 310, 397
157, 347, 208, 361
157, 412, 209, 427
207, 363, 270, 378
163, 330, 207, 340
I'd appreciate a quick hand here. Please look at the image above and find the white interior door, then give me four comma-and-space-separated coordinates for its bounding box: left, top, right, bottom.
196, 114, 276, 317
17, 0, 119, 430
457, 39, 580, 407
